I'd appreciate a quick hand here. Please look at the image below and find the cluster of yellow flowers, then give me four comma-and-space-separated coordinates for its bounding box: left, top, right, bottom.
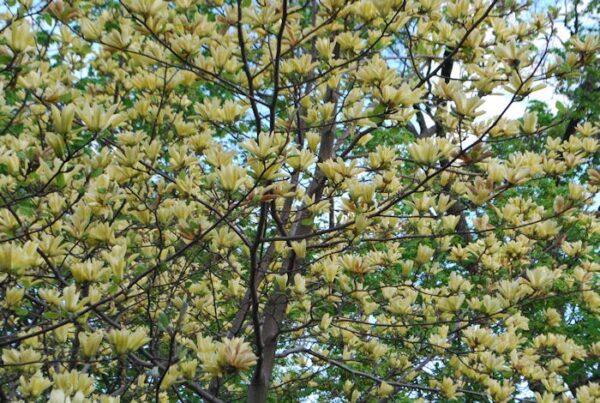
0, 0, 598, 401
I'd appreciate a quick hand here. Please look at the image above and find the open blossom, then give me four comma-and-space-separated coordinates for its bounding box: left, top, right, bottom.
19, 372, 52, 397
107, 328, 149, 354
201, 337, 257, 377
219, 338, 257, 371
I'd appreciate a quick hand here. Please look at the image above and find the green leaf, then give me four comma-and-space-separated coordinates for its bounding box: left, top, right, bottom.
0, 55, 13, 66
56, 173, 66, 189
43, 13, 53, 26
18, 204, 36, 217
158, 312, 170, 330
300, 218, 313, 226
15, 308, 28, 317
369, 103, 386, 124
107, 284, 119, 294
43, 311, 60, 320
60, 92, 73, 104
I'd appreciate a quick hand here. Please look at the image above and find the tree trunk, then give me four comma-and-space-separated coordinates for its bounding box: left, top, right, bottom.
247, 292, 287, 402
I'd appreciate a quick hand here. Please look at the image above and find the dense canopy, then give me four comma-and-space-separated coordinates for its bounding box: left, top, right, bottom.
0, 0, 599, 401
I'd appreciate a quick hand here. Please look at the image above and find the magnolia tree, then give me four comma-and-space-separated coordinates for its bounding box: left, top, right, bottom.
0, 0, 599, 401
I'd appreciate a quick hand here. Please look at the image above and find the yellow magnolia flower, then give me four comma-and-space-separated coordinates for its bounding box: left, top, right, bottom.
4, 286, 25, 308
415, 244, 434, 265
5, 21, 35, 52
52, 369, 94, 397
452, 92, 484, 118
77, 104, 120, 132
376, 381, 394, 397
60, 285, 85, 313
19, 372, 52, 397
79, 331, 104, 357
107, 328, 149, 354
202, 337, 257, 377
